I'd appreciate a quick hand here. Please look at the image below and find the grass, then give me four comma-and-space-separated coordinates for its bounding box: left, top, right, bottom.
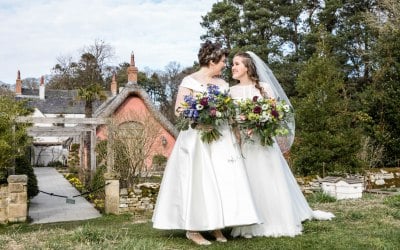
1, 193, 400, 249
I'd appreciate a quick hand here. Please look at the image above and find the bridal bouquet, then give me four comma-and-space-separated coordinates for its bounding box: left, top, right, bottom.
177, 84, 234, 143
234, 96, 292, 146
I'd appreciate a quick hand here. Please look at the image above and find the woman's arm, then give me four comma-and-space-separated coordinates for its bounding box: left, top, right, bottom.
174, 86, 193, 116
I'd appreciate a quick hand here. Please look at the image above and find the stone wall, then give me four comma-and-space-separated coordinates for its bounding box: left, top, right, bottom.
104, 168, 400, 215
0, 175, 28, 224
364, 168, 400, 189
104, 173, 160, 215
119, 183, 159, 214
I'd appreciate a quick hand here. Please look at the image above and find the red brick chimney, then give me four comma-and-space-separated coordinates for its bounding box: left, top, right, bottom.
111, 73, 117, 96
127, 52, 138, 84
15, 70, 22, 95
39, 75, 45, 100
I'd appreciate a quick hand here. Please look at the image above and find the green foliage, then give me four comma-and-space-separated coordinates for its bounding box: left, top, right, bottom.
47, 161, 64, 168
152, 154, 167, 166
291, 39, 362, 176
201, 0, 400, 172
77, 83, 107, 117
89, 165, 106, 199
68, 143, 80, 170
65, 173, 84, 192
307, 191, 337, 204
384, 195, 400, 208
15, 156, 38, 198
0, 96, 32, 181
361, 23, 400, 166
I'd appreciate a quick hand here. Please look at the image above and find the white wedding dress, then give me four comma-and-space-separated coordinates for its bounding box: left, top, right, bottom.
152, 76, 260, 231
230, 83, 334, 238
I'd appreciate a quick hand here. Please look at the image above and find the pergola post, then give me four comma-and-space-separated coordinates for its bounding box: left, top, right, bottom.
90, 125, 97, 174
106, 126, 114, 173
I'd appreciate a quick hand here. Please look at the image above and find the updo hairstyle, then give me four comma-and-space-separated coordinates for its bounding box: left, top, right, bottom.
198, 40, 229, 67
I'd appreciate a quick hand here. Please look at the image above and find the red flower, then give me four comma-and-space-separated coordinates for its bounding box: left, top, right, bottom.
252, 96, 259, 102
253, 106, 262, 114
200, 97, 208, 106
271, 109, 279, 118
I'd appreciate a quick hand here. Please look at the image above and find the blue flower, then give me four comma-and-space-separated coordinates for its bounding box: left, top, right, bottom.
207, 84, 220, 95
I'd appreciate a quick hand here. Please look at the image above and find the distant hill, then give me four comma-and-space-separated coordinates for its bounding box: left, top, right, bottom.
0, 80, 13, 91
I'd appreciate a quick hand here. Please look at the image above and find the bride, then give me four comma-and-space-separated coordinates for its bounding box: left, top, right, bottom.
230, 51, 334, 238
152, 42, 260, 245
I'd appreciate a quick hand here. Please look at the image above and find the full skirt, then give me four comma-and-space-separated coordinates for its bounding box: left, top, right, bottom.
152, 125, 260, 231
231, 140, 334, 237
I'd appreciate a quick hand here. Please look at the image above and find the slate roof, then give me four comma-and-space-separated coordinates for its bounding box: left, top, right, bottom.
18, 88, 110, 114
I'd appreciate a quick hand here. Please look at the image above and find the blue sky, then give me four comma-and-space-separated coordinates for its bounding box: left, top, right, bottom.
0, 0, 218, 84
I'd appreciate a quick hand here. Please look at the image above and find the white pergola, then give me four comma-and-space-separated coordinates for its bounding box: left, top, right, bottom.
15, 116, 110, 173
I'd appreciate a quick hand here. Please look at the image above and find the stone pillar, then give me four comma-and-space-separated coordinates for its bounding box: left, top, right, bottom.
104, 173, 120, 214
0, 185, 8, 223
7, 175, 28, 223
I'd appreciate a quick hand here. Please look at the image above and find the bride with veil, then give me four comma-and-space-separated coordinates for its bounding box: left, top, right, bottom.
229, 51, 334, 238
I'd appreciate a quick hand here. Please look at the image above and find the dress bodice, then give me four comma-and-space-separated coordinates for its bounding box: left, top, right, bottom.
230, 82, 275, 100
181, 75, 229, 93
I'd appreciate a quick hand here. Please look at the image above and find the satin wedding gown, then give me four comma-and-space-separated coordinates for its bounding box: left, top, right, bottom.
230, 83, 334, 238
152, 76, 260, 231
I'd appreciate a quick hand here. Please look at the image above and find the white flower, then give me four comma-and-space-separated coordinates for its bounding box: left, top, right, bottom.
216, 111, 222, 118
258, 97, 264, 102
283, 104, 290, 112
196, 104, 204, 110
260, 114, 271, 122
261, 104, 269, 110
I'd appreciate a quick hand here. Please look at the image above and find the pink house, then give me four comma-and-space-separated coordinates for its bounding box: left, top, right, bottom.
94, 54, 177, 169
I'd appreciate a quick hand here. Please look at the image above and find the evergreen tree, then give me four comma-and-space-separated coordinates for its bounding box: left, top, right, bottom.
0, 96, 32, 182
291, 36, 362, 176
361, 0, 400, 166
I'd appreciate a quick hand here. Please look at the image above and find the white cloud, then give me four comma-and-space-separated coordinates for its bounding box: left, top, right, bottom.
0, 0, 219, 84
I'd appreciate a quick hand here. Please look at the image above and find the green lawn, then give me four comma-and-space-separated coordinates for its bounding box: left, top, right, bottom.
1, 193, 400, 249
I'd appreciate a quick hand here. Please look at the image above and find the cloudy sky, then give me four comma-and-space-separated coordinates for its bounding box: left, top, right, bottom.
0, 0, 219, 84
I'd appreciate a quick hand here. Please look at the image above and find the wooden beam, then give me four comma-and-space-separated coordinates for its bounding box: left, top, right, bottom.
26, 126, 93, 137
16, 116, 108, 125
27, 126, 93, 133
27, 131, 82, 137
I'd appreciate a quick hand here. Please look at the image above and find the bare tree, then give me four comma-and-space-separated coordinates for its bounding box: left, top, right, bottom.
22, 77, 39, 90
81, 39, 115, 80
108, 112, 162, 188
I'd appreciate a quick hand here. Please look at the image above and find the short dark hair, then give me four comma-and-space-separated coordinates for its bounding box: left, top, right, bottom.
198, 40, 229, 67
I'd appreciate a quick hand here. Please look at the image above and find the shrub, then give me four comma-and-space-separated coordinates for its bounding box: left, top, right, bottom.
89, 165, 107, 199
15, 156, 39, 198
65, 174, 84, 192
307, 191, 337, 204
152, 154, 167, 166
47, 161, 64, 168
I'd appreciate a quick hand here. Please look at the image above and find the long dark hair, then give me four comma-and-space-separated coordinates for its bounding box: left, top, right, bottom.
234, 52, 266, 97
